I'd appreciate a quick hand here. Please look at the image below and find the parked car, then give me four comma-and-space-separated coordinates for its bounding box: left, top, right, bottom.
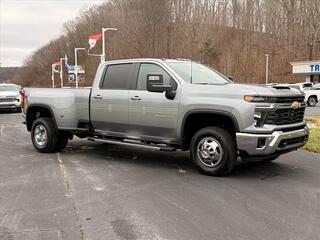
0, 83, 22, 112
304, 84, 320, 106
21, 59, 309, 176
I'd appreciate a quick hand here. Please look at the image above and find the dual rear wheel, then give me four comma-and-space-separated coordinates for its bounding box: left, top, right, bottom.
31, 118, 68, 153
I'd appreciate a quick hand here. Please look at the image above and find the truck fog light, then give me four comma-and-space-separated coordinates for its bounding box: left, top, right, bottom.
257, 138, 266, 149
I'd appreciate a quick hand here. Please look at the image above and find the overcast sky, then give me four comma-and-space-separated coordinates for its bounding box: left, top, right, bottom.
0, 0, 105, 67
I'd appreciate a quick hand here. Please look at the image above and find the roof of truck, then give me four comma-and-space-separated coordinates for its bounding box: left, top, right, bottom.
105, 58, 193, 63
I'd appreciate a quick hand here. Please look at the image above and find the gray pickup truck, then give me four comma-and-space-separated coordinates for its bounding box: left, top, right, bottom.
21, 59, 309, 176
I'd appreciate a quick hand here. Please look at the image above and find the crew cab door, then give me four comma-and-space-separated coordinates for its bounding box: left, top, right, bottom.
90, 63, 134, 135
128, 63, 179, 142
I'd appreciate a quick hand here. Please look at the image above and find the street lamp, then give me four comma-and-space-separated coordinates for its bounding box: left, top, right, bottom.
265, 53, 269, 85
60, 54, 68, 88
101, 28, 118, 62
74, 47, 86, 88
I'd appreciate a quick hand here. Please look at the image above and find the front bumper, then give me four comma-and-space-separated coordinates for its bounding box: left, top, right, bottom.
0, 102, 21, 110
236, 126, 309, 157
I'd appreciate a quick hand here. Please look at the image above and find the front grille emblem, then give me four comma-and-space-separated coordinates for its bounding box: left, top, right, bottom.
291, 101, 301, 110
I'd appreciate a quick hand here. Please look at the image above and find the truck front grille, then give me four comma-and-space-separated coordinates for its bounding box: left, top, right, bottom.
0, 97, 15, 103
265, 108, 305, 125
266, 96, 305, 104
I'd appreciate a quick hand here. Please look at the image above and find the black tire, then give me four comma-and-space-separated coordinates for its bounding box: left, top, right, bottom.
56, 133, 69, 152
190, 127, 237, 176
261, 155, 279, 163
307, 96, 317, 107
31, 118, 59, 153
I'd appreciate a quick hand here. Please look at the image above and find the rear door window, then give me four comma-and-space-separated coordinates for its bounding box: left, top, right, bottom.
101, 64, 133, 89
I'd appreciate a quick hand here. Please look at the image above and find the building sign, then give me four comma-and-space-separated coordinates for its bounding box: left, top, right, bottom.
310, 64, 320, 72
67, 65, 85, 74
291, 61, 320, 75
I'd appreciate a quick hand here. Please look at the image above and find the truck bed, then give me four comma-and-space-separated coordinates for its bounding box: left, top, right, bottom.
24, 88, 91, 130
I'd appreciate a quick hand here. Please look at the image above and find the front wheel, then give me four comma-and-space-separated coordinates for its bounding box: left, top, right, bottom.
190, 127, 237, 176
307, 96, 317, 107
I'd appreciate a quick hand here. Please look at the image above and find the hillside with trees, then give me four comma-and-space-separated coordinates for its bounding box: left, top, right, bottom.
14, 0, 320, 87
0, 67, 19, 83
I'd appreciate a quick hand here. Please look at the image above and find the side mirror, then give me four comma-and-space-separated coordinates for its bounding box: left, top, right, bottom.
228, 76, 234, 82
147, 74, 173, 93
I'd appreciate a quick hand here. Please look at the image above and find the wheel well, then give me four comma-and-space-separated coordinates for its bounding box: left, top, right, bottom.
308, 95, 318, 101
181, 113, 238, 150
26, 106, 55, 131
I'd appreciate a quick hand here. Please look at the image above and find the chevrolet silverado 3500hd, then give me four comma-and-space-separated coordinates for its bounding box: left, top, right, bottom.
21, 59, 309, 176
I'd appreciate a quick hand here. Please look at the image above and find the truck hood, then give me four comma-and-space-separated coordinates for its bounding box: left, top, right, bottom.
225, 83, 303, 97
187, 83, 304, 98
0, 91, 19, 97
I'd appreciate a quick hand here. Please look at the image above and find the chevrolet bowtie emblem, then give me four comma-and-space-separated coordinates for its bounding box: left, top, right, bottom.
291, 101, 301, 110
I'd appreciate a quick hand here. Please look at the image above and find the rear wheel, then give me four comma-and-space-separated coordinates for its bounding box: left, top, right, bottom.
190, 127, 237, 176
31, 118, 59, 153
307, 96, 317, 107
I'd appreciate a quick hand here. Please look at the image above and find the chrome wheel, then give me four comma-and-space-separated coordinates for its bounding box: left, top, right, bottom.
34, 125, 47, 146
197, 137, 223, 167
308, 97, 317, 106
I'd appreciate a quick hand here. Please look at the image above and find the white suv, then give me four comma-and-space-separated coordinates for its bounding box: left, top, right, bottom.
0, 84, 22, 111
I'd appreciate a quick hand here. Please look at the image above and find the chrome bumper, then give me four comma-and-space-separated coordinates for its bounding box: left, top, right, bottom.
236, 127, 309, 156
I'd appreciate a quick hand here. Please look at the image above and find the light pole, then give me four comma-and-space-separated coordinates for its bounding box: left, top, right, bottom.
51, 65, 55, 88
265, 53, 269, 85
60, 54, 68, 88
74, 47, 86, 88
101, 28, 118, 62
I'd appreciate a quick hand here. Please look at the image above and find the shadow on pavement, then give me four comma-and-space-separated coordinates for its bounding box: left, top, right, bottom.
61, 140, 308, 179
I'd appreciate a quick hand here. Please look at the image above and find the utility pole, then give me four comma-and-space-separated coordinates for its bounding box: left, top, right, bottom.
74, 48, 85, 88
265, 53, 269, 85
51, 65, 55, 88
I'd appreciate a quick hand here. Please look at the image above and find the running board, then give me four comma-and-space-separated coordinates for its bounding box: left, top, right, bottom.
87, 137, 176, 151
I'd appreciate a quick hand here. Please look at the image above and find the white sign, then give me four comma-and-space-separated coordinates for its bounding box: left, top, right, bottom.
291, 61, 320, 75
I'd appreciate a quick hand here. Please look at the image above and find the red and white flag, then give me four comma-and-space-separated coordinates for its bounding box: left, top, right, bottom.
53, 60, 61, 66
88, 33, 102, 49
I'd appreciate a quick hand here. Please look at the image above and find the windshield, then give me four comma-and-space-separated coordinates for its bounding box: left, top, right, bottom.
0, 85, 20, 92
167, 61, 230, 85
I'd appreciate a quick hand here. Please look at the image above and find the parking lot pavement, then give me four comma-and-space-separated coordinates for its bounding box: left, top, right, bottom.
0, 112, 319, 240
305, 105, 320, 116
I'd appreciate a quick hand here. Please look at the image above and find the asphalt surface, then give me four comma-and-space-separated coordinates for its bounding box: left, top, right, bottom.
0, 111, 319, 240
305, 103, 320, 116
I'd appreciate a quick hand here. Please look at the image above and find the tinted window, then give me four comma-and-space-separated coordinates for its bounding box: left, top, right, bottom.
101, 64, 133, 89
137, 63, 176, 90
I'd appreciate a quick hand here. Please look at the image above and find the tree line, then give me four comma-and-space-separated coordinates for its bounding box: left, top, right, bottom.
14, 0, 320, 87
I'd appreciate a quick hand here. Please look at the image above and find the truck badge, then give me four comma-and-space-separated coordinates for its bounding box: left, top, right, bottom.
291, 101, 301, 110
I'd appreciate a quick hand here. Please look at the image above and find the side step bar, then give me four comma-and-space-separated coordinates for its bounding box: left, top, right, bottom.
87, 137, 176, 151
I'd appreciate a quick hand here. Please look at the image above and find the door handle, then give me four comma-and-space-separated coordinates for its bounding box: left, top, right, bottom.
130, 96, 142, 101
93, 95, 103, 99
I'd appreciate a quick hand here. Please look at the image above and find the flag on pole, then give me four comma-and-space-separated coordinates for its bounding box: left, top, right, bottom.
88, 33, 102, 49
53, 60, 61, 66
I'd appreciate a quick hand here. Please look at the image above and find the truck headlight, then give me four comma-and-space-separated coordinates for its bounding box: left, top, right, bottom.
244, 95, 267, 102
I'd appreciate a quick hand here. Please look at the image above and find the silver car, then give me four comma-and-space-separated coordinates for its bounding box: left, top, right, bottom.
0, 84, 21, 111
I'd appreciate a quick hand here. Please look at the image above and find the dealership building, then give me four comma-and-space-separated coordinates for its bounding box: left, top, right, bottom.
290, 60, 320, 83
